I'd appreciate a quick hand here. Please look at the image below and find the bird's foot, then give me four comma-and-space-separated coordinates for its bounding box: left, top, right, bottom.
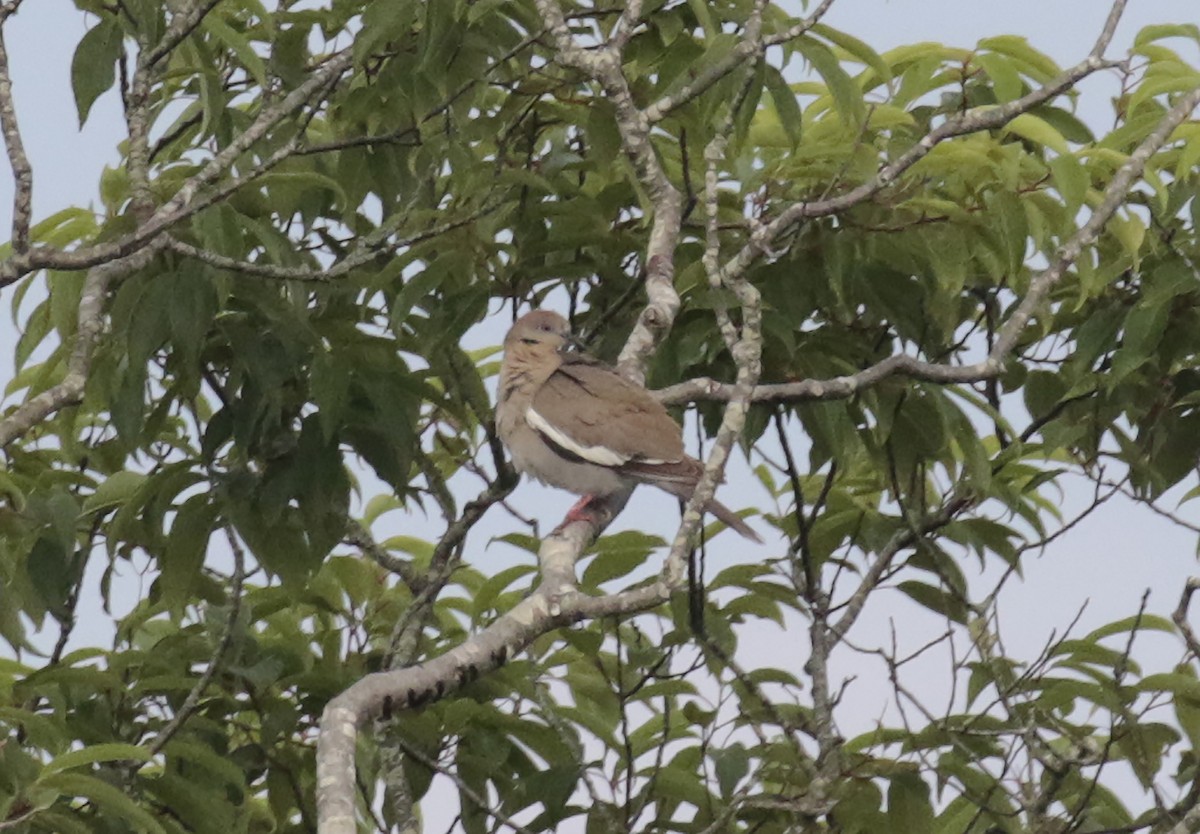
552, 494, 601, 534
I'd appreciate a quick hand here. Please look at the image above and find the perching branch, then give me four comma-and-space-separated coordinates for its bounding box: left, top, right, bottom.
317, 505, 673, 833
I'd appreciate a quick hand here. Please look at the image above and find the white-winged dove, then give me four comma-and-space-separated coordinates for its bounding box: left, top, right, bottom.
496, 309, 763, 542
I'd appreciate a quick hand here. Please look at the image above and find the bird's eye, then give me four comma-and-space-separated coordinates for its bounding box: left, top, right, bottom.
521, 337, 539, 345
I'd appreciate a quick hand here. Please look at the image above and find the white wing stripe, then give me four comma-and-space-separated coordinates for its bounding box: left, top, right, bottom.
527, 408, 630, 467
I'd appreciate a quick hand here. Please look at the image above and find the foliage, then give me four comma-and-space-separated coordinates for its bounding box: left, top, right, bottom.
0, 0, 1199, 832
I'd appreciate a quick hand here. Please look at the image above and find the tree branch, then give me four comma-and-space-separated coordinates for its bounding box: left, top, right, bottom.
0, 244, 160, 447
0, 27, 31, 251
0, 49, 355, 287
532, 0, 685, 383
144, 527, 246, 758
316, 506, 670, 832
164, 200, 503, 283
143, 0, 225, 69
724, 50, 1126, 279
655, 352, 1000, 406
642, 0, 836, 123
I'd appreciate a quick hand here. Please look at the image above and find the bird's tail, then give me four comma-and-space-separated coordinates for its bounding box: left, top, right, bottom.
703, 498, 764, 544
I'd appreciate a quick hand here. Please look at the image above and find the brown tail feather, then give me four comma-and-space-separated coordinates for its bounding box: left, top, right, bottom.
703, 498, 764, 543
625, 457, 763, 542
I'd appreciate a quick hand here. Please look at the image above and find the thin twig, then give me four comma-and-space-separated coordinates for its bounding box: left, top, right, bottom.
146, 525, 246, 757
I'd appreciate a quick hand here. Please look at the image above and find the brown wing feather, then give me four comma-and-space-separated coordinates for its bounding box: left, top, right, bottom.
531, 356, 686, 465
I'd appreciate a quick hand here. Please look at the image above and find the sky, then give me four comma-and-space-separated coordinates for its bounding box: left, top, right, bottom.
1, 0, 1200, 825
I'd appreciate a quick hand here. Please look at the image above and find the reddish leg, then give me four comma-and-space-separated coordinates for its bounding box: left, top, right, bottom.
553, 494, 600, 533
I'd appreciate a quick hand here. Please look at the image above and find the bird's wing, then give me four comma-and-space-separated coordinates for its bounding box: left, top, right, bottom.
528, 356, 686, 468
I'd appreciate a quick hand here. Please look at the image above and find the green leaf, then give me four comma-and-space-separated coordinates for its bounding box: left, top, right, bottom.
764, 65, 803, 147
581, 531, 664, 588
1085, 614, 1176, 642
685, 0, 714, 36
975, 51, 1022, 100
14, 298, 51, 372
36, 772, 167, 834
1049, 153, 1088, 212
161, 494, 220, 607
897, 580, 967, 625
1004, 112, 1070, 154
43, 743, 152, 775
472, 563, 537, 619
811, 23, 891, 82
713, 743, 749, 798
794, 36, 865, 125
977, 35, 1060, 81
202, 14, 268, 86
71, 17, 123, 126
26, 536, 72, 617
1134, 23, 1200, 47
84, 471, 148, 514
887, 772, 934, 832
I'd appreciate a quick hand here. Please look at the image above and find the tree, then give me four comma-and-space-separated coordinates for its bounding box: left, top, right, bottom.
1, 0, 1200, 831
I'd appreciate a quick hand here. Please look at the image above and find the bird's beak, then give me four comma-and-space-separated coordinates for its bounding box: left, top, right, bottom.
560, 332, 585, 353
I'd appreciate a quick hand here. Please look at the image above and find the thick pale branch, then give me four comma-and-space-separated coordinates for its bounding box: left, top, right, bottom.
124, 36, 157, 218
0, 0, 25, 22
702, 0, 769, 353
532, 0, 684, 383
1165, 803, 1200, 834
316, 502, 668, 833
0, 28, 31, 251
1090, 0, 1128, 58
659, 0, 771, 585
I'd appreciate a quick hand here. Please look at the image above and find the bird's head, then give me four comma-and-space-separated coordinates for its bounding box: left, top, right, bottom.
503, 310, 574, 362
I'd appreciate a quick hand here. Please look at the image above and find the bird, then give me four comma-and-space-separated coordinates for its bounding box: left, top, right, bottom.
496, 309, 763, 543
